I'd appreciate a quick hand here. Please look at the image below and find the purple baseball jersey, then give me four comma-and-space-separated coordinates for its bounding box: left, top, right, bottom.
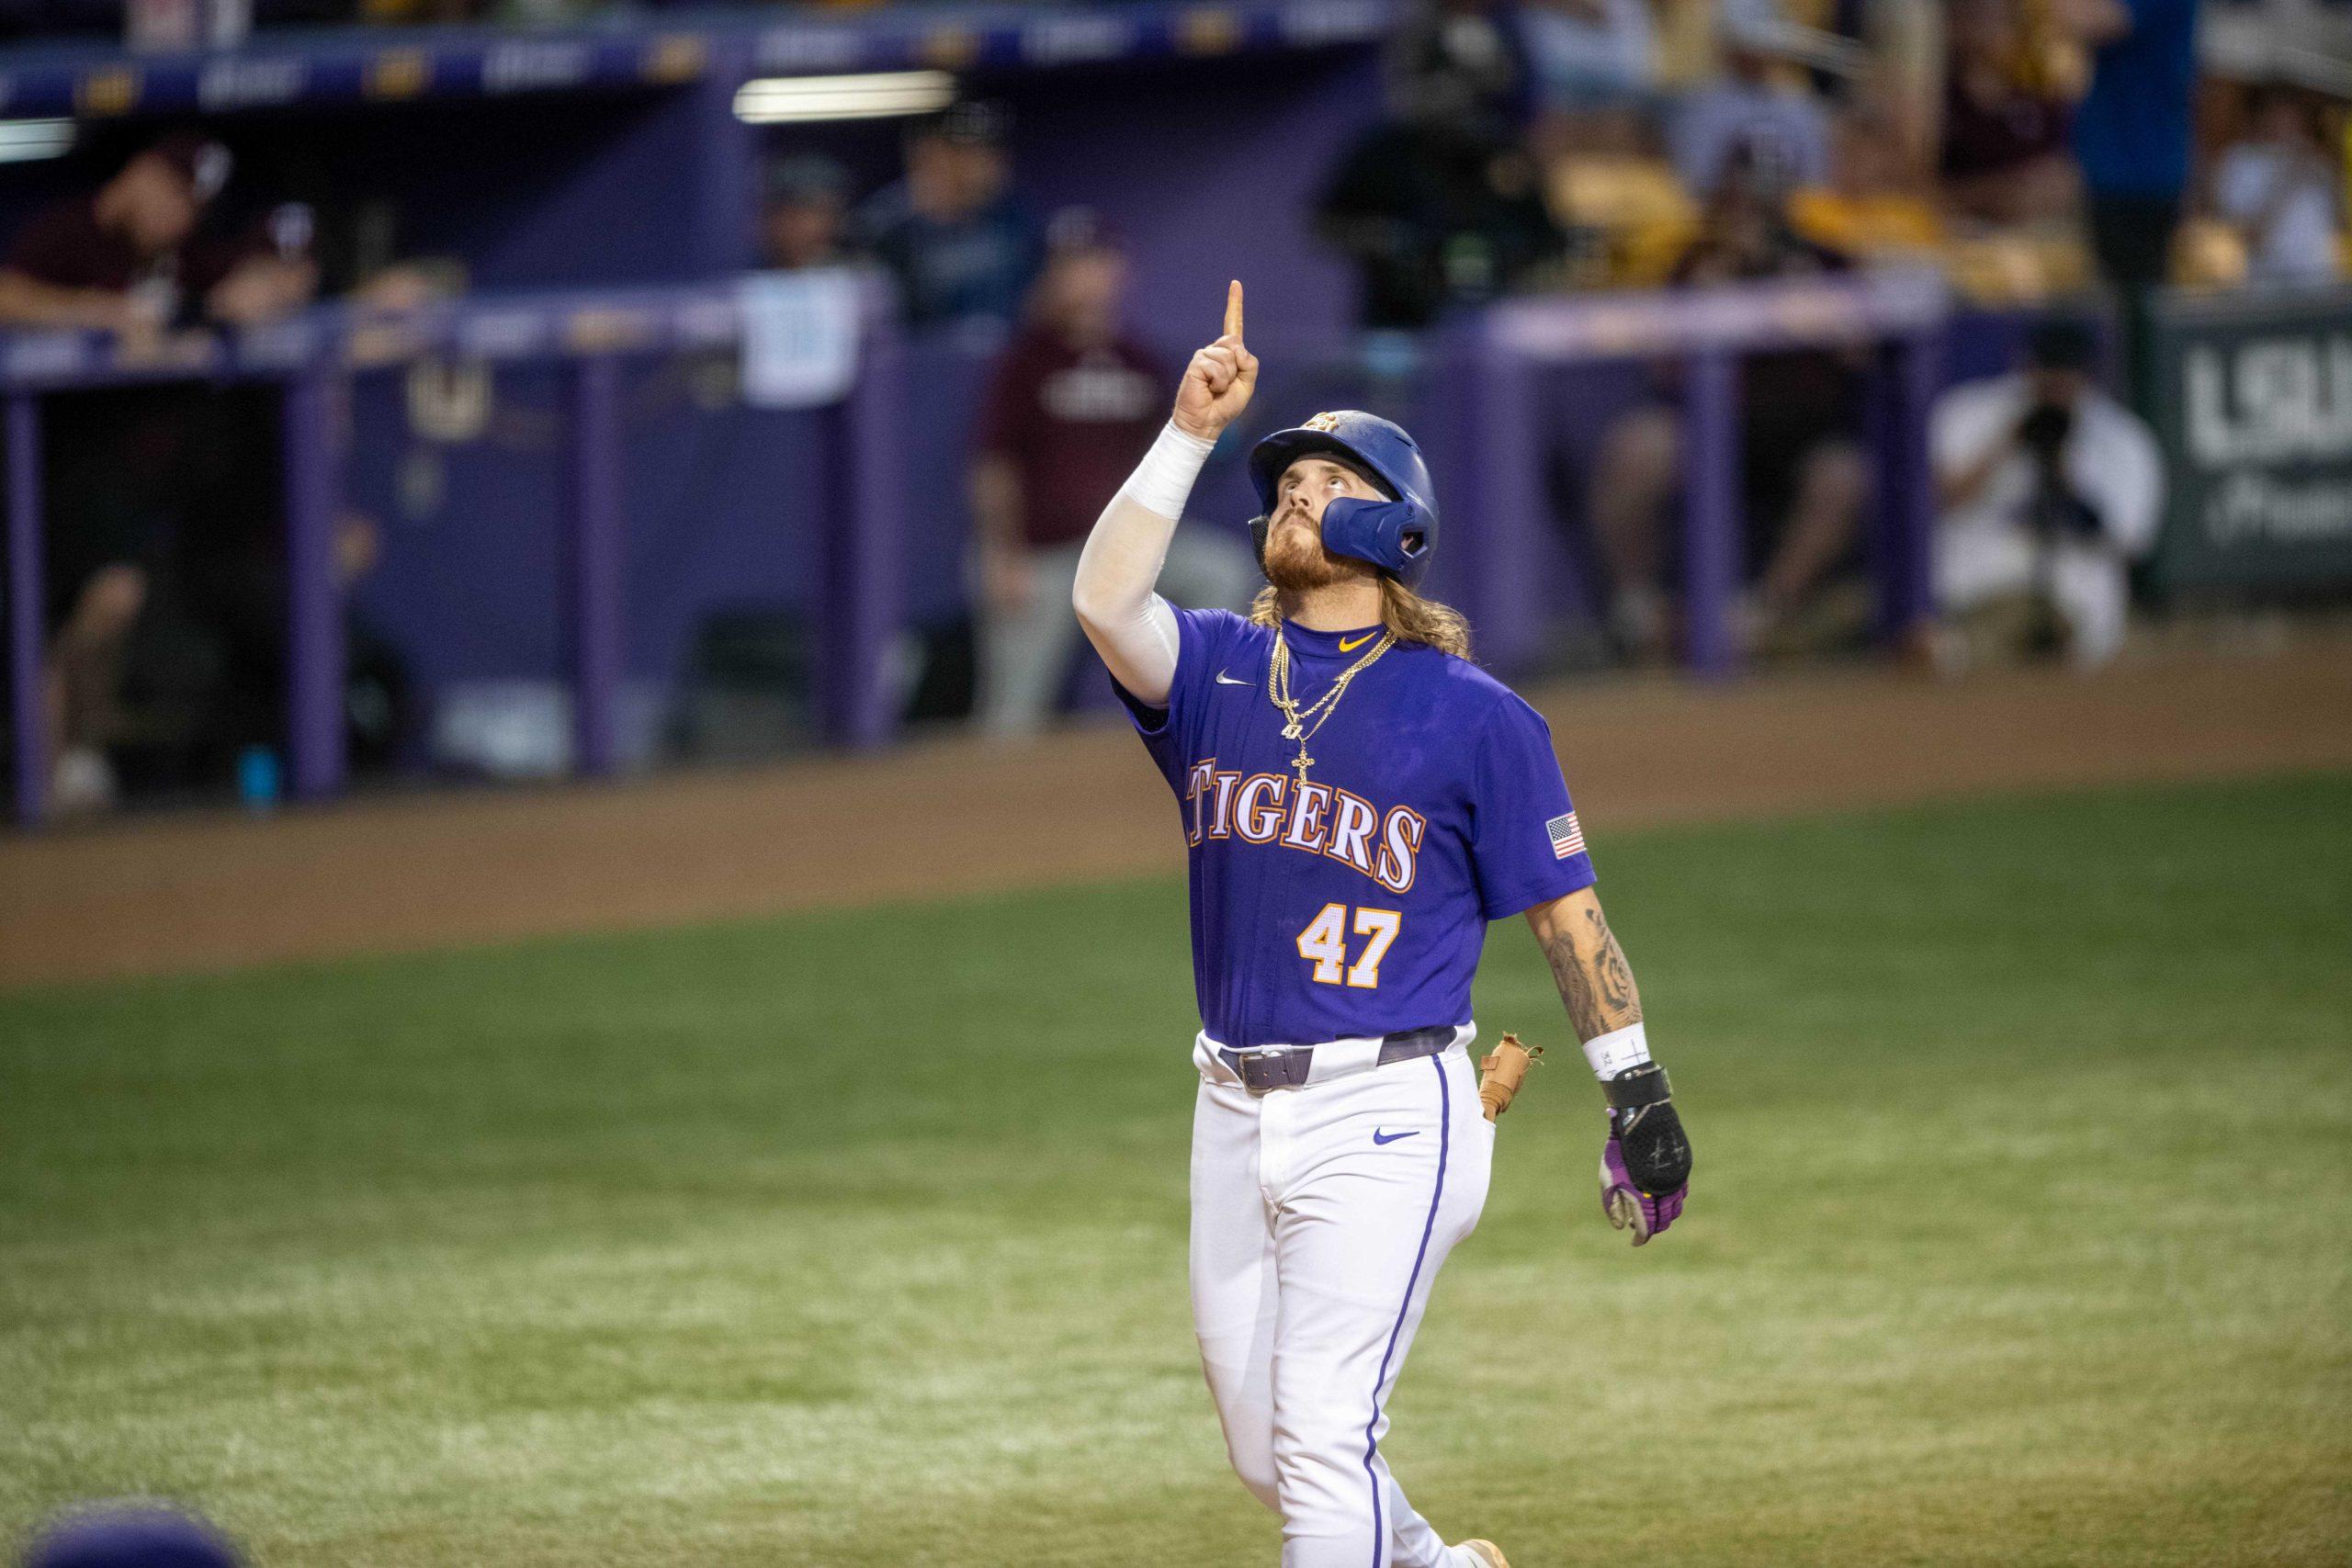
1117, 609, 1596, 1050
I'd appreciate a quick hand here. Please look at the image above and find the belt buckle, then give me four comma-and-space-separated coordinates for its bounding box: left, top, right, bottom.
1231, 1046, 1297, 1095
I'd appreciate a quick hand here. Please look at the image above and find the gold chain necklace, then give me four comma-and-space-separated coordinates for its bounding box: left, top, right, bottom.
1267, 626, 1396, 790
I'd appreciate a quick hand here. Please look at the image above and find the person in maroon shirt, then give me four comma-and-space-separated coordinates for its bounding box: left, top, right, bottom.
967, 220, 1254, 736
5, 132, 219, 331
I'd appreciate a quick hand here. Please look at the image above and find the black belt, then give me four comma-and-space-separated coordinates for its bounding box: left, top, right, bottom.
1217, 1025, 1457, 1094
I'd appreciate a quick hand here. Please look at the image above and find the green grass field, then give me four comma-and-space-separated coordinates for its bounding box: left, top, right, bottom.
4, 774, 2348, 1567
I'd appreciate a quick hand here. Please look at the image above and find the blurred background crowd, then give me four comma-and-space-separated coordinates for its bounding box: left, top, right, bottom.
0, 0, 2346, 818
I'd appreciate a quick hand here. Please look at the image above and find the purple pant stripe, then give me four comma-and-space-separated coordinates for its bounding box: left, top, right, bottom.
1361, 1055, 1451, 1568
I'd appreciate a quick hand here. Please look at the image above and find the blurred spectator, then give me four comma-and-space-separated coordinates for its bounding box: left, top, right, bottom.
2071, 0, 2198, 412
0, 131, 319, 811
1386, 0, 1535, 134
1533, 103, 1700, 287
2072, 0, 2198, 280
759, 153, 858, 273
1923, 314, 2162, 670
1585, 156, 1868, 660
1790, 100, 1946, 258
1667, 12, 1831, 200
1519, 0, 1657, 107
1938, 0, 2079, 225
0, 132, 236, 333
2207, 85, 2346, 285
23, 1503, 241, 1568
967, 218, 1253, 737
857, 102, 1044, 335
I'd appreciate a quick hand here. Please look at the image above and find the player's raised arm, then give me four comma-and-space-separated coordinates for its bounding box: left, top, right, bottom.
1072, 280, 1259, 705
1524, 886, 1693, 1246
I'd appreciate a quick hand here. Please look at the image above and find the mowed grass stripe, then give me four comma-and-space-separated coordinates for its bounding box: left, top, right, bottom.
2, 773, 2346, 1566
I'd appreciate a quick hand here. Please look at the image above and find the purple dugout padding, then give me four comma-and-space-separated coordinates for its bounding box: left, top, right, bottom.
568, 355, 627, 777
1871, 328, 1943, 641
7, 394, 43, 826
283, 361, 346, 801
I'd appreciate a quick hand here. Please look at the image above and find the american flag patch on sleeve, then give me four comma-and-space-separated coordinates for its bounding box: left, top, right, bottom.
1546, 811, 1587, 860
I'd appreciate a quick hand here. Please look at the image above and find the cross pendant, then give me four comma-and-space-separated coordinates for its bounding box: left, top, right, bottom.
1292, 753, 1314, 788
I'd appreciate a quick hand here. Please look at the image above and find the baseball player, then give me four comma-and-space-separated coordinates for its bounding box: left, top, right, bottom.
1072, 282, 1693, 1568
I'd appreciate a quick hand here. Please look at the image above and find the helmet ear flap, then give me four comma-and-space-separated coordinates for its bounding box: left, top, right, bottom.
1248, 514, 1270, 575
1319, 496, 1433, 585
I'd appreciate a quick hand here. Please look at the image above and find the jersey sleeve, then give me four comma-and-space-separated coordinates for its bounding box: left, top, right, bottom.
1467, 693, 1598, 919
1111, 606, 1246, 788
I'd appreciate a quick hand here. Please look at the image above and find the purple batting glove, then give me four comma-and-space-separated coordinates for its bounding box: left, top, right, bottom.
1600, 1134, 1686, 1246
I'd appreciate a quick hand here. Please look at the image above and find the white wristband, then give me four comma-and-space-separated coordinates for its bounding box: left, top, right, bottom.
1582, 1022, 1651, 1080
1121, 422, 1215, 521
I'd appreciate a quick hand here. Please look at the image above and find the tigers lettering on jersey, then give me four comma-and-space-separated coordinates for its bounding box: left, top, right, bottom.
1118, 608, 1595, 1051
1184, 759, 1426, 894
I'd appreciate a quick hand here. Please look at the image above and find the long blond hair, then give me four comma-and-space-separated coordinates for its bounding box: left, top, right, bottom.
1249, 579, 1474, 660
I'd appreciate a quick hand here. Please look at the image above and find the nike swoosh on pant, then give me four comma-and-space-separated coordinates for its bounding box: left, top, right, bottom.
1372, 1129, 1419, 1145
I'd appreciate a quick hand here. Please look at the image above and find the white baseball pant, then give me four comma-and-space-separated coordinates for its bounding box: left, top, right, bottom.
1189, 1033, 1494, 1568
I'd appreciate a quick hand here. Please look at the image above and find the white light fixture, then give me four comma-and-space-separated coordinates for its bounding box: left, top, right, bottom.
0, 119, 76, 164
732, 70, 956, 124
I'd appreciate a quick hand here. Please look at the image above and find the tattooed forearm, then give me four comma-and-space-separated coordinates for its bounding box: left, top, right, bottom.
1528, 891, 1643, 1043
1542, 929, 1607, 1040
1590, 908, 1639, 1021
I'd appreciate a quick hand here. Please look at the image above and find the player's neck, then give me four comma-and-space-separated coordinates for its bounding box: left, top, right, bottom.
1277, 581, 1384, 634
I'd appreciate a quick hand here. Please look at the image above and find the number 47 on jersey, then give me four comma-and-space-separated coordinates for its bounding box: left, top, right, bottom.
1296, 904, 1401, 988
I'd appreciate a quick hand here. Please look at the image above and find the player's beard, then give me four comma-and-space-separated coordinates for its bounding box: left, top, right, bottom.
1262, 511, 1374, 593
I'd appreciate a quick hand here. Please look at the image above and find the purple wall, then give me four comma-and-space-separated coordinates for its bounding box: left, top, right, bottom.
348, 360, 839, 693
1000, 51, 1380, 355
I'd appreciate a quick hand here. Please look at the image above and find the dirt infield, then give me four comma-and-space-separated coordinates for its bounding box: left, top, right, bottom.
6, 633, 2350, 991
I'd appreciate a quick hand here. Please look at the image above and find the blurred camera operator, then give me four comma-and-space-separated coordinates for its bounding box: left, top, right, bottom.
1925, 315, 2163, 670
1313, 0, 1566, 331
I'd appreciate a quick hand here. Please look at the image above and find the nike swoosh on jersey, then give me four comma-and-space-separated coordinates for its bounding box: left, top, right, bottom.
1214, 671, 1249, 686
1338, 633, 1375, 652
1372, 1128, 1420, 1145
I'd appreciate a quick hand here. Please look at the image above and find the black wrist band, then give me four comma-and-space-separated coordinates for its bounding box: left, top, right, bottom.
1602, 1062, 1671, 1111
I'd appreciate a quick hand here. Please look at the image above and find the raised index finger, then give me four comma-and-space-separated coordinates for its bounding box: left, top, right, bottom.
1224, 279, 1244, 342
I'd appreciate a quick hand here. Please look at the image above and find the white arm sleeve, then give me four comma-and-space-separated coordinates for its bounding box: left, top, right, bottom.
1072, 423, 1214, 706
